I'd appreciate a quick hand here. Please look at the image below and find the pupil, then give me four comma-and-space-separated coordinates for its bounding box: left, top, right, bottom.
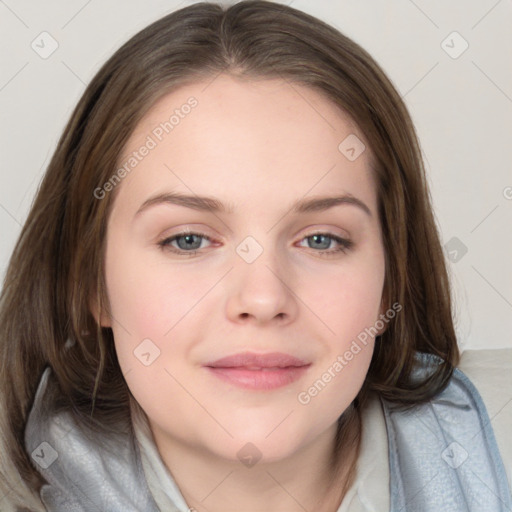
179, 234, 200, 250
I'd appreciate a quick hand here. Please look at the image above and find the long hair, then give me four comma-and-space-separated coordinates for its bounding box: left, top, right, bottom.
0, 1, 458, 507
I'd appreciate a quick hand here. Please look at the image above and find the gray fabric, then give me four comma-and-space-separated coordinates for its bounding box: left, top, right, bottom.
130, 399, 189, 511
384, 352, 512, 512
24, 369, 160, 512
24, 353, 512, 511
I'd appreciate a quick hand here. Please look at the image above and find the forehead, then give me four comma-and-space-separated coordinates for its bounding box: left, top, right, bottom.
114, 74, 376, 216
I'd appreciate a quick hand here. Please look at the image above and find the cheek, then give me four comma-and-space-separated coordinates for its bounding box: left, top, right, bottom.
307, 258, 385, 342
102, 242, 193, 385
298, 250, 384, 402
296, 269, 381, 419
104, 242, 205, 339
103, 245, 195, 419
297, 342, 373, 436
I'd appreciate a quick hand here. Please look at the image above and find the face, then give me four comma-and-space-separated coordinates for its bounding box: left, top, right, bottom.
100, 74, 386, 465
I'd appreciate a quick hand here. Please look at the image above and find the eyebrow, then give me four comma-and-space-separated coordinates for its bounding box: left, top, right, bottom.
135, 192, 372, 217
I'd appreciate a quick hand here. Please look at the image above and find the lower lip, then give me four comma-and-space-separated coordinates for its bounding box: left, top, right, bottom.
205, 366, 310, 390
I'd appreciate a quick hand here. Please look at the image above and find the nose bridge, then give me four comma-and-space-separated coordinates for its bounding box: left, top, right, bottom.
235, 233, 287, 291
226, 232, 297, 323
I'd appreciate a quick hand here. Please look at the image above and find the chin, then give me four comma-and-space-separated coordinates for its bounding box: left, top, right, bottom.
209, 419, 319, 466
213, 437, 305, 468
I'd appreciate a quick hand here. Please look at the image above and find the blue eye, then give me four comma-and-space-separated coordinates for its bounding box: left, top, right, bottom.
158, 232, 211, 255
158, 231, 353, 257
299, 233, 353, 255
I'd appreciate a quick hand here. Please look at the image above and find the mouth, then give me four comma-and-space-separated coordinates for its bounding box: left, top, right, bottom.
203, 352, 311, 390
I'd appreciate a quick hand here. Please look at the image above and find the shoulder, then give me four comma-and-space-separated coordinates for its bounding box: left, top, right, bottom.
24, 367, 157, 511
380, 349, 512, 510
456, 348, 512, 490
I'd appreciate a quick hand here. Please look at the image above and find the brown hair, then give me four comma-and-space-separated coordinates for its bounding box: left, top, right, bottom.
0, 1, 459, 507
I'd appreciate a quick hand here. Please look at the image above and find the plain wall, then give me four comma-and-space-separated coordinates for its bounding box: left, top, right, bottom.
0, 0, 511, 350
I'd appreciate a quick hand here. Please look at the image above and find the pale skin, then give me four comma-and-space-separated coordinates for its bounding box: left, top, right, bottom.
97, 74, 387, 511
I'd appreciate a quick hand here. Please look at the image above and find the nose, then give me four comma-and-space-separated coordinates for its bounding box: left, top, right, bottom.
225, 246, 299, 326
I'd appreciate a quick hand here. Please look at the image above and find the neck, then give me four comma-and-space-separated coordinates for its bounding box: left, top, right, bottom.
151, 406, 361, 512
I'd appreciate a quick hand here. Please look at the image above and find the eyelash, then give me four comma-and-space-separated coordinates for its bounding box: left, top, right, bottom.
157, 230, 353, 257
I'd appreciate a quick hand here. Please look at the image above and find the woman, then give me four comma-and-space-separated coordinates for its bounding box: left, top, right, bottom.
1, 1, 510, 510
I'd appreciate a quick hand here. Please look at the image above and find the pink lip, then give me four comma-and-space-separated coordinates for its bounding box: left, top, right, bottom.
204, 352, 311, 390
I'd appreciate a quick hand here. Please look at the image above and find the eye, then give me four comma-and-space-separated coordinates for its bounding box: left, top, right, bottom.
158, 230, 353, 257
297, 233, 353, 256
158, 231, 213, 256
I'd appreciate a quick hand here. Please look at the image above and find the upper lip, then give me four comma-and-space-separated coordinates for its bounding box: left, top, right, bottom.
204, 351, 310, 369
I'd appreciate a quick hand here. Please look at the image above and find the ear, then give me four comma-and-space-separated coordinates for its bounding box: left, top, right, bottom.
89, 291, 112, 328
